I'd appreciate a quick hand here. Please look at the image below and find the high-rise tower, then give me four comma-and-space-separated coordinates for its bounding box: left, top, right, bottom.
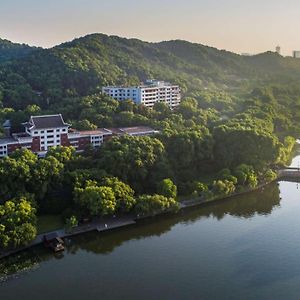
276, 46, 281, 55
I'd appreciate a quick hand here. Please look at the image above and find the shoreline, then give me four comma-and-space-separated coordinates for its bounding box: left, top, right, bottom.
0, 179, 275, 261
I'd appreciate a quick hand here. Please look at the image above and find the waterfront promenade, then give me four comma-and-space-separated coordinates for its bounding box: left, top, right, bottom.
0, 173, 289, 261
0, 215, 137, 260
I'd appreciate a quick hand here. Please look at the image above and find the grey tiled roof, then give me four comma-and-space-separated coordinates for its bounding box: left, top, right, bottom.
0, 138, 17, 145
29, 114, 69, 130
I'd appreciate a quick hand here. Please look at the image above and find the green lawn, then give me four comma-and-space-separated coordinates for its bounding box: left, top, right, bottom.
37, 215, 64, 234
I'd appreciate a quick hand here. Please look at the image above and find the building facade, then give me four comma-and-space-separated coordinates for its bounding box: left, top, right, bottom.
102, 80, 181, 109
276, 46, 281, 55
293, 51, 300, 58
0, 114, 158, 158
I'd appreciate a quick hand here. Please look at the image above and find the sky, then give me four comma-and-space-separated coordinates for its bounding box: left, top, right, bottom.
0, 0, 299, 56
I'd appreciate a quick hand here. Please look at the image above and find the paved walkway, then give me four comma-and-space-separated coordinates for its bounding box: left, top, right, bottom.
0, 215, 136, 260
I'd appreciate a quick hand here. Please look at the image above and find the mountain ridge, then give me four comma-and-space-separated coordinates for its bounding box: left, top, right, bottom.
1, 33, 300, 110
0, 38, 38, 62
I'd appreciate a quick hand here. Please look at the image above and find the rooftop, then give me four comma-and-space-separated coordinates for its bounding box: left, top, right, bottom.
103, 79, 177, 89
107, 126, 158, 135
120, 126, 158, 135
78, 129, 112, 136
0, 137, 17, 145
25, 114, 70, 130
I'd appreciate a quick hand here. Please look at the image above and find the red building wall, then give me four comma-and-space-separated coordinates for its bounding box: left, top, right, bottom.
31, 137, 40, 152
77, 136, 91, 151
103, 134, 113, 142
7, 143, 21, 154
61, 133, 70, 147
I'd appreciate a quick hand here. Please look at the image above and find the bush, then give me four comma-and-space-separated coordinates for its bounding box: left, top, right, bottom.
135, 194, 179, 215
212, 180, 236, 196
264, 169, 277, 183
157, 178, 177, 198
65, 215, 78, 230
191, 181, 208, 197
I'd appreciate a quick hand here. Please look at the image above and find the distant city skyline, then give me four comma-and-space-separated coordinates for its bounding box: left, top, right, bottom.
1, 0, 300, 56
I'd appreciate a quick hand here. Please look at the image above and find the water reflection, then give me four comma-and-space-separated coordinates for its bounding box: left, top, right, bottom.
0, 246, 66, 282
68, 182, 280, 255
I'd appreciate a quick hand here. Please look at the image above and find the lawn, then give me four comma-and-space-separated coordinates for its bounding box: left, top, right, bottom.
37, 215, 64, 234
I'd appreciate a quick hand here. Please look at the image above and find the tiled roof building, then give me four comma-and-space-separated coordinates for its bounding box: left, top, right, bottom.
0, 114, 158, 158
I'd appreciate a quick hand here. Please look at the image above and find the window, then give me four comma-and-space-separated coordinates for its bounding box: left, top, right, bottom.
57, 134, 60, 138
41, 131, 44, 134
34, 131, 38, 134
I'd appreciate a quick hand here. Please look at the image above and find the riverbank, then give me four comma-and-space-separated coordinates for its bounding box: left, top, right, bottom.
0, 178, 276, 260
0, 215, 137, 260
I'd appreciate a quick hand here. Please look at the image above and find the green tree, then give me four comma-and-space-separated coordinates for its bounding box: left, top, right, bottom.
191, 181, 209, 197
213, 121, 281, 169
97, 136, 169, 192
264, 169, 277, 183
0, 198, 37, 249
46, 146, 76, 164
233, 164, 258, 188
157, 178, 177, 198
163, 128, 213, 182
135, 194, 179, 215
212, 180, 236, 196
65, 215, 78, 231
101, 177, 136, 212
74, 181, 116, 216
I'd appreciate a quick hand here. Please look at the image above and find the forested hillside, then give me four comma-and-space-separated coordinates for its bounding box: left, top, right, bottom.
0, 38, 36, 63
1, 34, 300, 249
1, 33, 300, 111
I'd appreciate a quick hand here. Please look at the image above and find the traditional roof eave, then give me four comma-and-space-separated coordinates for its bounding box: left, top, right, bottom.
25, 114, 71, 130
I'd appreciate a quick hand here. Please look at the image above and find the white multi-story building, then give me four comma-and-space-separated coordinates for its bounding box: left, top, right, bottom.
102, 80, 181, 109
23, 114, 70, 154
0, 114, 159, 158
293, 51, 300, 58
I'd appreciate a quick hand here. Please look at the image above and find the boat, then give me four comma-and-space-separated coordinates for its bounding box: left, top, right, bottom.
43, 232, 65, 252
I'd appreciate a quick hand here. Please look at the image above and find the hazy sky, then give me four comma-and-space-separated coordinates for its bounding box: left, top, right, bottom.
0, 0, 299, 55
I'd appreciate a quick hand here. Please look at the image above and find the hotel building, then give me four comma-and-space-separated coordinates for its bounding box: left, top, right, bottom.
102, 80, 181, 109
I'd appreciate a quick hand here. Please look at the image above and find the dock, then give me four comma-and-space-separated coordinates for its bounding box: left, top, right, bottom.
277, 167, 300, 179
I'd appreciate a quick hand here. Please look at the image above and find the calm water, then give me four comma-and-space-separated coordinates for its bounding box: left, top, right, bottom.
2, 161, 300, 299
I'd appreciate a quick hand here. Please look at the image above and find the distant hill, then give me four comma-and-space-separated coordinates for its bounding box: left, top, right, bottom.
1, 33, 300, 109
0, 38, 37, 63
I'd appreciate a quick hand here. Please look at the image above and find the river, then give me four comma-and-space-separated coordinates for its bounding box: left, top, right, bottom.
2, 157, 300, 299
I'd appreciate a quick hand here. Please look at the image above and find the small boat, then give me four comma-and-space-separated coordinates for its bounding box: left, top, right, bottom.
43, 232, 65, 252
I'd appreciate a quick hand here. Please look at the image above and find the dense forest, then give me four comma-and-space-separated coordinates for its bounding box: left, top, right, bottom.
0, 33, 299, 250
